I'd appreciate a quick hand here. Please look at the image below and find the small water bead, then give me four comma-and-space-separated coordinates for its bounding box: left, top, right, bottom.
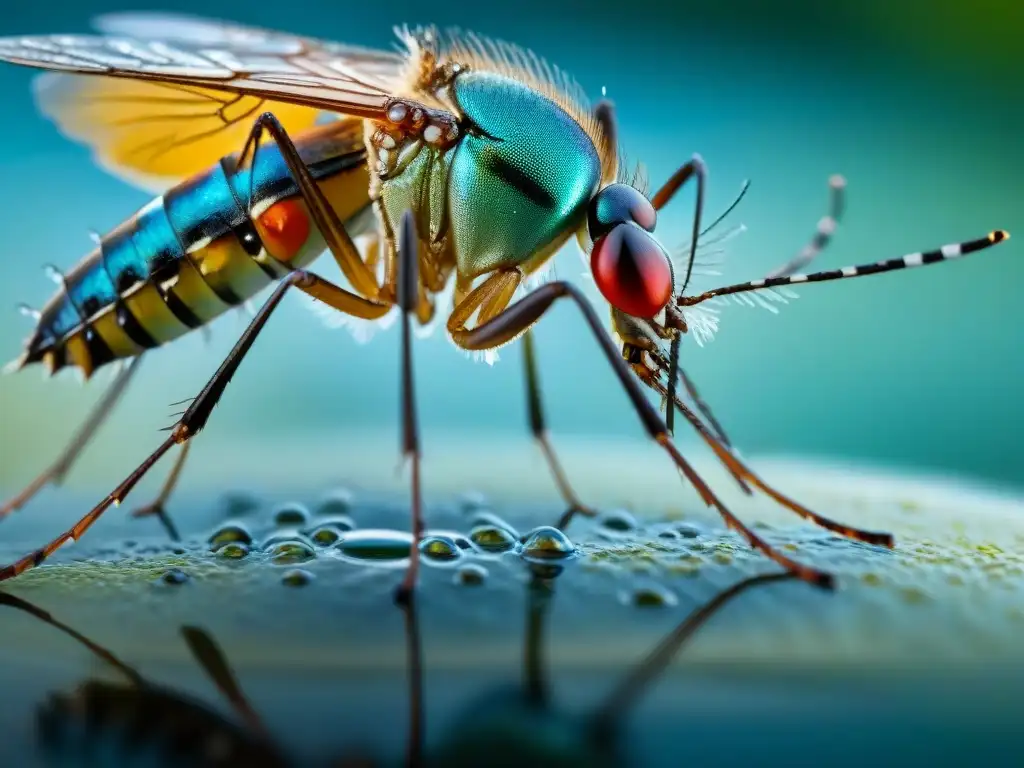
599, 509, 637, 533
267, 540, 317, 565
420, 535, 462, 562
208, 523, 253, 551
305, 525, 348, 547
676, 524, 702, 539
468, 511, 517, 535
161, 568, 190, 586
520, 526, 576, 562
470, 525, 518, 553
626, 584, 678, 608
272, 503, 310, 527
336, 529, 413, 562
281, 569, 315, 587
454, 563, 488, 586
316, 489, 354, 517
216, 542, 250, 560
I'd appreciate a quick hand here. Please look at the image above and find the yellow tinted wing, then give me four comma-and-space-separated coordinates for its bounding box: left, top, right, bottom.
33, 73, 323, 192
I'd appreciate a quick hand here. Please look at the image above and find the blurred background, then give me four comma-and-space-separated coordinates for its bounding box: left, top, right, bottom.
0, 0, 1021, 503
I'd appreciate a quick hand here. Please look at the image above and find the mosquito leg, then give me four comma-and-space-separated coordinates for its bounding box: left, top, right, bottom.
676, 365, 734, 449
766, 175, 846, 279
393, 210, 425, 599
393, 209, 425, 767
0, 357, 142, 522
129, 440, 190, 541
521, 330, 596, 531
647, 371, 893, 546
0, 272, 390, 582
588, 570, 798, 740
449, 280, 836, 589
237, 112, 382, 300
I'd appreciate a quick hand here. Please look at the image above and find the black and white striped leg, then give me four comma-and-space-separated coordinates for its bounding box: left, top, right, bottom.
680, 230, 1010, 308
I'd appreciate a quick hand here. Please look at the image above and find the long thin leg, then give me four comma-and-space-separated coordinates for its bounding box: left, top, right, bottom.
395, 210, 424, 598
449, 280, 836, 589
392, 210, 425, 768
679, 230, 1009, 309
646, 370, 893, 545
0, 271, 390, 582
521, 330, 595, 530
0, 356, 142, 521
588, 571, 798, 740
238, 112, 382, 300
129, 440, 190, 541
766, 175, 846, 278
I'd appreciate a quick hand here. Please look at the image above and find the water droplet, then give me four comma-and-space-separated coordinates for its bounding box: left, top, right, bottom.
658, 529, 679, 540
470, 525, 517, 553
336, 529, 412, 562
676, 524, 701, 539
272, 503, 310, 527
599, 509, 637, 532
267, 539, 316, 565
316, 489, 354, 517
426, 529, 473, 550
626, 584, 677, 608
281, 568, 315, 587
216, 542, 250, 560
208, 523, 253, 550
306, 525, 346, 546
520, 526, 576, 562
454, 563, 487, 586
420, 535, 462, 562
161, 568, 189, 585
468, 511, 517, 535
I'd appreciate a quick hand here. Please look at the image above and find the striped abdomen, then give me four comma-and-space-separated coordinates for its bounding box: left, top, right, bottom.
11, 118, 371, 378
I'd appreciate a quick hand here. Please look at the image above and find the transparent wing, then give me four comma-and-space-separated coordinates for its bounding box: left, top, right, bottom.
0, 14, 410, 191
0, 14, 411, 120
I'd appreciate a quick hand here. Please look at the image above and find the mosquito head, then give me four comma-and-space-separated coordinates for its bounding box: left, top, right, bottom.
586, 183, 674, 320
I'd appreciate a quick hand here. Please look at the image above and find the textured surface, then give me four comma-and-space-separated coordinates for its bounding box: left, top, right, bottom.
0, 446, 1022, 766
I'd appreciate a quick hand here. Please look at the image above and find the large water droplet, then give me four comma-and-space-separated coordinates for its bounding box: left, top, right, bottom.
272, 503, 310, 527
336, 529, 413, 562
208, 523, 253, 551
520, 526, 576, 562
470, 525, 518, 553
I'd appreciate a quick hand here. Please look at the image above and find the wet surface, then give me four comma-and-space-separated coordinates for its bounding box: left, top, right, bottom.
0, 459, 1022, 766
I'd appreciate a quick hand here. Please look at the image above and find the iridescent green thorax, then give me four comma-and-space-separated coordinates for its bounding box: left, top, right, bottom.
447, 71, 601, 278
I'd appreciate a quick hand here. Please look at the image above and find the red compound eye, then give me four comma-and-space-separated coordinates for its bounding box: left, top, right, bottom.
590, 224, 674, 319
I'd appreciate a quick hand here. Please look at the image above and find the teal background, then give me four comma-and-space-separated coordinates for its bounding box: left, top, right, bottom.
0, 1, 1021, 499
